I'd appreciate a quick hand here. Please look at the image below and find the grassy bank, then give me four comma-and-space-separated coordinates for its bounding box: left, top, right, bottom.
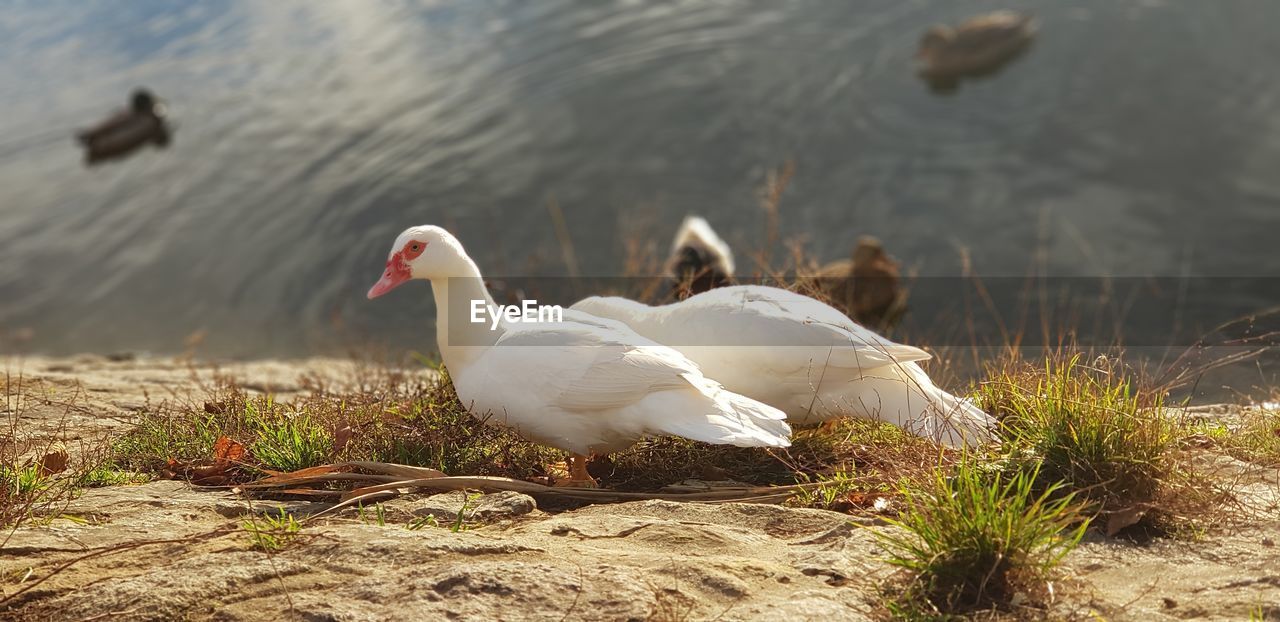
6, 349, 1276, 618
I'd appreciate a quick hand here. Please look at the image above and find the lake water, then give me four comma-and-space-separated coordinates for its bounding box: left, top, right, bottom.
2, 0, 1278, 366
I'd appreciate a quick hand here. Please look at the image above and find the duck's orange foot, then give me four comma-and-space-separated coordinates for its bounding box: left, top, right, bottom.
553, 453, 599, 488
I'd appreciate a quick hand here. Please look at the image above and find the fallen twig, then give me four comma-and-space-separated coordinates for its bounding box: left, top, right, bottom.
226, 461, 823, 522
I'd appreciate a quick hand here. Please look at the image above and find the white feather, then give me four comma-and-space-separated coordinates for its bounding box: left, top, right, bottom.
572, 285, 994, 448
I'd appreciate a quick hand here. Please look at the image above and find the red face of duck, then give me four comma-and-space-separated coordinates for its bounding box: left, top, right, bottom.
367, 240, 427, 299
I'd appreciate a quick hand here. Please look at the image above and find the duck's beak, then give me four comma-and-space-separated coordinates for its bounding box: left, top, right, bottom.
367, 253, 411, 299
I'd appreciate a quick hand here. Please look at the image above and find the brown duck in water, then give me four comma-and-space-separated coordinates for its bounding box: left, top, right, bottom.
808, 236, 907, 330
76, 88, 171, 166
916, 11, 1037, 91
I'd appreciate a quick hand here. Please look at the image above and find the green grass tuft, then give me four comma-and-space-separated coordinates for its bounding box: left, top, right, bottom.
450, 491, 480, 533
247, 404, 332, 472
242, 507, 302, 551
1, 464, 50, 498
356, 502, 388, 526
406, 514, 440, 531
978, 354, 1175, 517
110, 406, 228, 470
110, 367, 560, 482
876, 461, 1088, 616
789, 467, 862, 510
77, 466, 151, 488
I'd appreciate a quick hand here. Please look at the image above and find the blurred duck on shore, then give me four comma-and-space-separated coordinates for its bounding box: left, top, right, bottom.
916, 11, 1037, 92
667, 216, 734, 299
808, 236, 907, 331
76, 88, 171, 166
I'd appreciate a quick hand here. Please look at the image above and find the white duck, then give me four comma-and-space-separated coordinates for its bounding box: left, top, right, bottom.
366, 225, 791, 486
571, 286, 994, 447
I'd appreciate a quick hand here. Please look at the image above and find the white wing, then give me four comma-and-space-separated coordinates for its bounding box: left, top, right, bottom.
663, 286, 930, 370
472, 310, 789, 449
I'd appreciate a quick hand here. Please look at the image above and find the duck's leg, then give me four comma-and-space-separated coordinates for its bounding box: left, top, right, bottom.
554, 453, 598, 488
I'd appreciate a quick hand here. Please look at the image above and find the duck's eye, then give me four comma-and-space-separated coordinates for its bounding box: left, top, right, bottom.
402, 240, 428, 259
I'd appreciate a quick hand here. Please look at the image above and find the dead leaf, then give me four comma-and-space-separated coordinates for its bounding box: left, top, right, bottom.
190, 474, 228, 486
161, 458, 184, 480
250, 464, 345, 484
211, 436, 246, 465
37, 448, 70, 477
190, 464, 230, 480
332, 425, 355, 454
159, 437, 245, 484
1105, 506, 1147, 536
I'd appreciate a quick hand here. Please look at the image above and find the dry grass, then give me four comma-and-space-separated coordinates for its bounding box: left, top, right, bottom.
975, 352, 1236, 537
601, 417, 942, 494
978, 354, 1172, 510
1224, 404, 1280, 466
1, 372, 99, 539
110, 365, 561, 482
104, 359, 940, 500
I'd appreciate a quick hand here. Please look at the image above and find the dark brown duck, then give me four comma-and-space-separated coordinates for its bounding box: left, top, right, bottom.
916, 11, 1037, 91
76, 88, 171, 165
807, 235, 907, 330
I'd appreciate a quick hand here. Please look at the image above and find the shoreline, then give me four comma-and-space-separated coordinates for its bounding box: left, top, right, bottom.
3, 355, 1278, 620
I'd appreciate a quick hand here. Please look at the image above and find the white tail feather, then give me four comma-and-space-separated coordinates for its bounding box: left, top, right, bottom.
646, 374, 791, 448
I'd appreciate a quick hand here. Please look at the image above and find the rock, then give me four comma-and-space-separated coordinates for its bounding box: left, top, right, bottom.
28, 551, 311, 621
4, 490, 884, 621
471, 490, 537, 519
382, 490, 537, 523
290, 559, 656, 621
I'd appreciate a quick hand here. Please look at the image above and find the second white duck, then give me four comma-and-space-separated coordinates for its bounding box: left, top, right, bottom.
572, 286, 994, 447
366, 225, 791, 486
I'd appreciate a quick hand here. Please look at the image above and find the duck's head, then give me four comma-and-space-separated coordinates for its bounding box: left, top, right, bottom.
666, 216, 734, 295
852, 235, 885, 264
367, 225, 473, 299
131, 88, 161, 114
917, 26, 954, 57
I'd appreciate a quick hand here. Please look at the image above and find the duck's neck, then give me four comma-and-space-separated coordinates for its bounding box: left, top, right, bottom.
429, 257, 503, 371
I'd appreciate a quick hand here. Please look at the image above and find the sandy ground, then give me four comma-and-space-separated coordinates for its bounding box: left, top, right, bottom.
2, 355, 1278, 621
